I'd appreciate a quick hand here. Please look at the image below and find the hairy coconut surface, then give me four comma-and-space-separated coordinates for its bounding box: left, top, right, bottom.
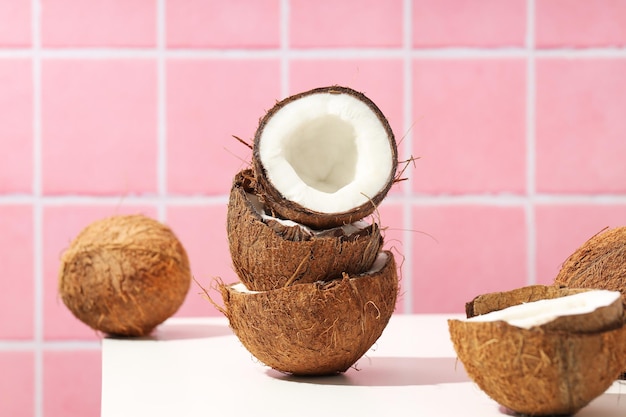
227, 169, 382, 291
219, 251, 398, 376
450, 285, 626, 416
449, 320, 626, 416
58, 214, 191, 337
554, 227, 626, 304
253, 85, 398, 229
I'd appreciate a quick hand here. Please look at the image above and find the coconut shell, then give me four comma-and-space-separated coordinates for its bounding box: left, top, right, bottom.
466, 285, 624, 333
219, 250, 398, 376
450, 285, 626, 416
253, 85, 398, 230
449, 320, 626, 416
554, 227, 626, 304
227, 169, 383, 291
58, 214, 191, 337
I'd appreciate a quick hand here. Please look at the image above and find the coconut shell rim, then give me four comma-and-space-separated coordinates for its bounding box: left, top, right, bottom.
232, 168, 381, 241
252, 85, 398, 229
463, 284, 624, 334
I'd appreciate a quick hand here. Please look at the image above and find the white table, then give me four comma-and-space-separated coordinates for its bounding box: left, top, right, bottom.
101, 314, 626, 417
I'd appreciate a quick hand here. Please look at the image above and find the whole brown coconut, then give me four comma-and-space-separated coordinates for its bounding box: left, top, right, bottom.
58, 214, 191, 337
449, 285, 626, 416
253, 85, 398, 230
227, 169, 382, 291
218, 251, 398, 376
554, 226, 626, 304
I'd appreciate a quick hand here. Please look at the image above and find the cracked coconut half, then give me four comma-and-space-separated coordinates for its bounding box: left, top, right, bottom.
253, 85, 398, 230
227, 169, 382, 291
449, 285, 626, 416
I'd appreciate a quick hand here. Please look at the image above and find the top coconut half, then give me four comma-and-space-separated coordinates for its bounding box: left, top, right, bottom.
253, 86, 398, 229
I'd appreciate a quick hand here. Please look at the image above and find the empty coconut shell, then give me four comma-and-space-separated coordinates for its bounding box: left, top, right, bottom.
449, 285, 626, 416
58, 214, 191, 337
227, 169, 382, 291
218, 251, 398, 376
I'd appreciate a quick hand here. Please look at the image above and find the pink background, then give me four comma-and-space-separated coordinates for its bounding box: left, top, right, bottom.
1, 0, 626, 415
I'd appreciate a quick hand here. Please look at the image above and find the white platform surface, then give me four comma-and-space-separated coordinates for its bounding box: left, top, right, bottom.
102, 314, 626, 417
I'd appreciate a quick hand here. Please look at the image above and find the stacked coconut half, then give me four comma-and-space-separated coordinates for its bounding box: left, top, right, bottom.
217, 86, 399, 376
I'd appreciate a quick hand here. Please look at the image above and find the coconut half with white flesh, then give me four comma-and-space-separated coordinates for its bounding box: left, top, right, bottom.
219, 250, 398, 376
253, 85, 398, 230
227, 169, 382, 291
449, 285, 626, 416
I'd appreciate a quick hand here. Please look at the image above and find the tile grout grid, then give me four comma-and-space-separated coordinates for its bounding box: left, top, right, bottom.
0, 2, 625, 415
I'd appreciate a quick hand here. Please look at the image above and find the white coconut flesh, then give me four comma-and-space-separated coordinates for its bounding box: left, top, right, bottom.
258, 92, 394, 213
231, 252, 390, 294
466, 290, 621, 329
247, 193, 371, 237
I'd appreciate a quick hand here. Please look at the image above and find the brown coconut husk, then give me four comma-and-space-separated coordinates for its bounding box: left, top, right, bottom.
450, 285, 626, 416
218, 250, 398, 376
227, 169, 383, 291
466, 285, 624, 333
58, 214, 191, 337
253, 85, 398, 230
554, 227, 626, 304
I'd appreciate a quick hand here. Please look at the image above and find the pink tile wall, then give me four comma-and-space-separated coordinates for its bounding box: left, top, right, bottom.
166, 59, 281, 194
0, 206, 34, 339
412, 59, 526, 194
0, 60, 33, 193
0, 352, 34, 417
290, 0, 403, 47
0, 0, 31, 46
41, 60, 158, 195
2, 1, 626, 416
413, 0, 526, 47
167, 0, 280, 48
41, 0, 156, 47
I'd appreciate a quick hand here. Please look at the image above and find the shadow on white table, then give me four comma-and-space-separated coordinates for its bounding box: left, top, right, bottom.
101, 315, 626, 417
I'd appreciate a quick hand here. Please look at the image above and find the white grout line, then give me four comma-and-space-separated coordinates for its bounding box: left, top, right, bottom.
401, 0, 414, 313
3, 192, 626, 207
156, 0, 167, 222
0, 341, 102, 351
280, 0, 290, 97
2, 46, 626, 60
526, 0, 537, 285
31, 0, 43, 415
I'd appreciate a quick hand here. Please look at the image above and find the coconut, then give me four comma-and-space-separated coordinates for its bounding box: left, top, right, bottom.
449, 285, 626, 416
58, 214, 191, 337
252, 85, 398, 230
554, 226, 626, 304
227, 169, 382, 291
218, 250, 398, 376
